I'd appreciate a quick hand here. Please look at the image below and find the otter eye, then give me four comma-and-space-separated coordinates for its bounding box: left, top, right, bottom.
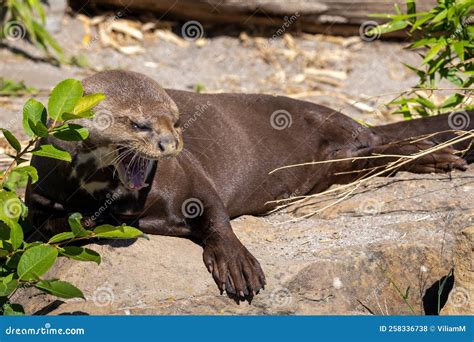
130, 121, 151, 131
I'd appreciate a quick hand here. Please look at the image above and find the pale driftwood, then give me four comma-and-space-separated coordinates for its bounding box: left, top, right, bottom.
75, 0, 437, 37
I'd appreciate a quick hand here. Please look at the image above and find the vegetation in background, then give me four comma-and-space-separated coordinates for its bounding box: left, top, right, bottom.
0, 0, 63, 61
194, 82, 206, 93
371, 0, 473, 119
0, 79, 145, 315
0, 78, 37, 96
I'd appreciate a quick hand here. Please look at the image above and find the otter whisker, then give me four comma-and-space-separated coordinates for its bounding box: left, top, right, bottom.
102, 143, 134, 160
110, 148, 134, 166
110, 148, 136, 179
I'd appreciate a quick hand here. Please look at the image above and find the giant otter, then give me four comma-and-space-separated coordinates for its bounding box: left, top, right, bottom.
26, 70, 473, 302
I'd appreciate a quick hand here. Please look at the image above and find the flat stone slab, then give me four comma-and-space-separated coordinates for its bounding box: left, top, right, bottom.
14, 167, 474, 315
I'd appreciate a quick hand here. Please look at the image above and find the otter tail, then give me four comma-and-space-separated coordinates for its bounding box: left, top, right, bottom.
371, 110, 474, 163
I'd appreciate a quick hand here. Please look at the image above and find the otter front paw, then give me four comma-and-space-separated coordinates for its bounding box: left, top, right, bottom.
400, 140, 468, 173
372, 139, 468, 174
203, 236, 266, 304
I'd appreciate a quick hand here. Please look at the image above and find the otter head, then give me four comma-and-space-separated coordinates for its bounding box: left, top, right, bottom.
80, 70, 183, 190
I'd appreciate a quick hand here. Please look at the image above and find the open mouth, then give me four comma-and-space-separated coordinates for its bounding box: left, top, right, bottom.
115, 147, 154, 191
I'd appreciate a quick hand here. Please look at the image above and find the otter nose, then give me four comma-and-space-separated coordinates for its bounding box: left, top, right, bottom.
157, 134, 176, 153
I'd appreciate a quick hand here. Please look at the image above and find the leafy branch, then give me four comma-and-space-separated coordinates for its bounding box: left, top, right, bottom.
0, 79, 145, 315
0, 0, 64, 62
370, 0, 473, 118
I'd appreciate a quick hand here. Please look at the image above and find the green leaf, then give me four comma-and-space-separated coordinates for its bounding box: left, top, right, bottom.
47, 79, 83, 121
4, 166, 38, 192
0, 276, 18, 297
17, 244, 58, 280
414, 106, 430, 117
422, 40, 446, 64
368, 20, 408, 36
32, 144, 71, 162
59, 246, 101, 264
3, 303, 25, 316
10, 166, 38, 184
36, 279, 84, 299
411, 37, 438, 48
431, 9, 447, 23
93, 225, 145, 239
27, 0, 46, 23
9, 220, 23, 250
24, 241, 43, 249
48, 231, 74, 244
1, 129, 21, 152
29, 120, 49, 138
453, 41, 465, 61
414, 96, 436, 109
31, 20, 63, 56
441, 93, 464, 108
22, 98, 47, 137
73, 93, 105, 115
68, 213, 91, 237
52, 124, 89, 141
62, 111, 94, 121
428, 53, 448, 74
10, 1, 37, 44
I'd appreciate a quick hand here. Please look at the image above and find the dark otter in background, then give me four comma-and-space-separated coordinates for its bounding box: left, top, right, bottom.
26, 70, 473, 303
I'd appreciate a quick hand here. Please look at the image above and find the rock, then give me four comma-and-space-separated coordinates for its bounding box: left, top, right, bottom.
441, 225, 474, 315
13, 166, 474, 315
